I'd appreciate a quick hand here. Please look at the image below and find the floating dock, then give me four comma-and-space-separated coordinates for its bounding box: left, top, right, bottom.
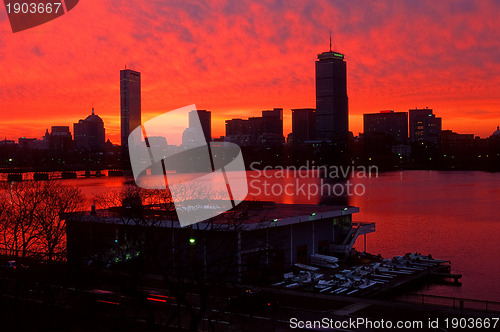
271, 253, 461, 298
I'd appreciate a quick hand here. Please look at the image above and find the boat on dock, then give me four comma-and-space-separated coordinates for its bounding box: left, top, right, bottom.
271, 252, 460, 298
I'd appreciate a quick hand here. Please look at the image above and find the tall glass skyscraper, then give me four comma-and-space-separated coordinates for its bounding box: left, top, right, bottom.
315, 47, 348, 142
120, 69, 141, 158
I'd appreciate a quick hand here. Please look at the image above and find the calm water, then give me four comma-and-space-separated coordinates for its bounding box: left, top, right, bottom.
349, 171, 500, 303
59, 170, 500, 302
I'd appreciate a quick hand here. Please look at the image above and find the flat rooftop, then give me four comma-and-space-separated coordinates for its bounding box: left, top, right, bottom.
69, 201, 359, 230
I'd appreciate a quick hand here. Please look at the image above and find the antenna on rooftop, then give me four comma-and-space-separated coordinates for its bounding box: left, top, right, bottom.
329, 31, 332, 52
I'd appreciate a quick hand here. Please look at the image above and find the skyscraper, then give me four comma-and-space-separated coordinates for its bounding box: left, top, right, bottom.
189, 110, 212, 142
120, 69, 141, 156
315, 41, 348, 142
292, 108, 316, 144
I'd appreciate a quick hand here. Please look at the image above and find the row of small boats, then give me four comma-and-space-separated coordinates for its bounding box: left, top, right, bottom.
271, 252, 447, 296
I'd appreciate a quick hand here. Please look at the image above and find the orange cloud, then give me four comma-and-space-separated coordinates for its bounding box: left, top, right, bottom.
0, 0, 499, 143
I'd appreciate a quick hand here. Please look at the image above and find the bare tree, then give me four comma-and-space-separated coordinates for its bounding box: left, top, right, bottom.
0, 179, 85, 261
0, 180, 45, 258
0, 191, 10, 256
35, 181, 85, 262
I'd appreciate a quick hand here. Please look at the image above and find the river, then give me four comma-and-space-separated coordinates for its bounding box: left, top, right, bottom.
54, 169, 500, 302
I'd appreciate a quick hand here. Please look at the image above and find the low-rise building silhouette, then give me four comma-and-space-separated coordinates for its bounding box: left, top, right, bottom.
292, 108, 316, 144
364, 110, 408, 144
49, 126, 73, 155
225, 109, 284, 147
74, 108, 106, 152
66, 202, 374, 282
409, 108, 442, 145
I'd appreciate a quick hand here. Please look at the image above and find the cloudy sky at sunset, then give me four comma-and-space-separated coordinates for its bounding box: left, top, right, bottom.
1, 0, 499, 143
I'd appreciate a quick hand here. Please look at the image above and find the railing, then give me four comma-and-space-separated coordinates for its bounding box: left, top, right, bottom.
396, 293, 500, 313
331, 222, 376, 254
353, 222, 376, 235
342, 226, 357, 245
342, 222, 376, 246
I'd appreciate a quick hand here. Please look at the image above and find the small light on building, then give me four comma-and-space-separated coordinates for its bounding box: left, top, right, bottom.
189, 238, 196, 244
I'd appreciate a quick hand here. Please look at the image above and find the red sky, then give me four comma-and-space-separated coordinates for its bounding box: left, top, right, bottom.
1, 0, 499, 143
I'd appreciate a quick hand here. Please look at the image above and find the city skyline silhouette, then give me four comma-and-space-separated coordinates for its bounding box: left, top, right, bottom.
1, 1, 499, 142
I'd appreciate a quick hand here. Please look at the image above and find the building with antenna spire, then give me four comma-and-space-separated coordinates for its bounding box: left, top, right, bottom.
315, 35, 349, 143
330, 30, 332, 51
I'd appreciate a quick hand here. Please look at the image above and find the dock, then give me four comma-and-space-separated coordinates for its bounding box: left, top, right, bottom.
430, 272, 462, 284
361, 263, 460, 298
271, 253, 462, 299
